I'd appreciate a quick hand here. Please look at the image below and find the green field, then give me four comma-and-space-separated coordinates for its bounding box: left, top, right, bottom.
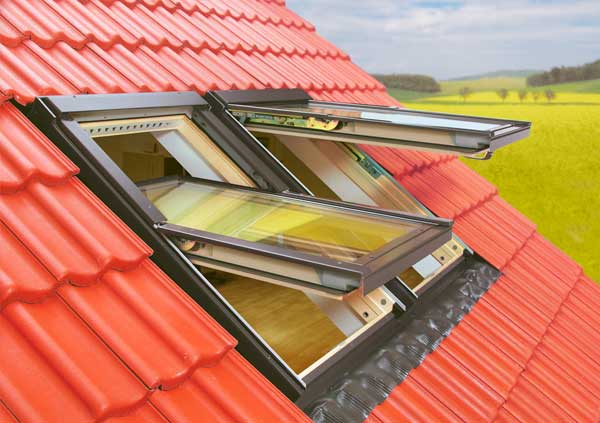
389, 83, 600, 281
390, 77, 600, 102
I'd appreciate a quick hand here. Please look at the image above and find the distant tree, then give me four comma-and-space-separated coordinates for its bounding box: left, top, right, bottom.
532, 92, 540, 102
371, 73, 441, 92
544, 89, 556, 103
527, 58, 600, 87
518, 89, 528, 103
459, 87, 472, 103
497, 88, 509, 102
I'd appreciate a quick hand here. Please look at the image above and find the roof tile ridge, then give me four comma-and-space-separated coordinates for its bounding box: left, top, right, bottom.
0, 163, 78, 197
43, 0, 142, 50
110, 0, 314, 30
403, 153, 456, 179
54, 269, 207, 393
188, 350, 312, 422
451, 189, 499, 221
4, 0, 88, 50
43, 179, 151, 276
310, 85, 390, 98
0, 221, 63, 311
184, 43, 344, 60
68, 178, 153, 263
140, 260, 237, 349
488, 271, 587, 421
1, 292, 153, 422
40, 37, 344, 61
55, 258, 235, 392
496, 229, 538, 272
0, 170, 76, 196
1, 182, 152, 285
0, 105, 80, 194
0, 246, 155, 312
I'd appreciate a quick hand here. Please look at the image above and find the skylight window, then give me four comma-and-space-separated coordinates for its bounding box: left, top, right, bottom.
143, 177, 451, 296
218, 88, 531, 158
33, 90, 485, 392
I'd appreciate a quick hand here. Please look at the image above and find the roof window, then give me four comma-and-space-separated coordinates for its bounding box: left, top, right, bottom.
31, 90, 512, 389
215, 89, 531, 159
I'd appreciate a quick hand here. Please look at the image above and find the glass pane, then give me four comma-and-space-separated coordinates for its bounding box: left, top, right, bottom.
241, 103, 503, 132
82, 115, 254, 186
150, 181, 426, 263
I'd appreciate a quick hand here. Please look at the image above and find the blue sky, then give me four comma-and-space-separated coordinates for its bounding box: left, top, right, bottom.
286, 0, 600, 79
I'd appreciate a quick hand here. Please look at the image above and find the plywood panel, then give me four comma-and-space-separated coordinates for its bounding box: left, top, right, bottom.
210, 271, 346, 373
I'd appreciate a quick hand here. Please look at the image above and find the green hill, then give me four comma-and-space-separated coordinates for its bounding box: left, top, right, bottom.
530, 78, 600, 93
391, 77, 526, 102
449, 70, 540, 80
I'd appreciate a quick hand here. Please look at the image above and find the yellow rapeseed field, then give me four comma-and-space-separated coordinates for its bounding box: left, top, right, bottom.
422, 91, 600, 105
400, 92, 600, 281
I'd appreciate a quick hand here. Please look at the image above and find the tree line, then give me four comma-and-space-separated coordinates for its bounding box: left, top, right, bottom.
459, 87, 556, 103
372, 73, 441, 92
527, 59, 600, 87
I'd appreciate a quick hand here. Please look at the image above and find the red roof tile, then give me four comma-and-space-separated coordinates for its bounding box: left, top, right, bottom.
0, 102, 309, 422
0, 1, 388, 104
368, 376, 461, 423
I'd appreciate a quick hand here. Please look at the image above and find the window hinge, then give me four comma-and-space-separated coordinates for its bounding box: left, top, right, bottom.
357, 156, 382, 178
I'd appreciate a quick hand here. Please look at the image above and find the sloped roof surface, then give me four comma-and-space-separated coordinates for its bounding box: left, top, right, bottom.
0, 0, 393, 105
0, 1, 598, 422
363, 146, 600, 422
0, 100, 310, 422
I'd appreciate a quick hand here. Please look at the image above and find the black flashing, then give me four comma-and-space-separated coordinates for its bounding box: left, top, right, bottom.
210, 88, 312, 106
301, 255, 500, 423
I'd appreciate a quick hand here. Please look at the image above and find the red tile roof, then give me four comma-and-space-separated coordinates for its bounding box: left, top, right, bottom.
0, 0, 392, 105
0, 100, 309, 422
0, 1, 598, 422
363, 147, 600, 422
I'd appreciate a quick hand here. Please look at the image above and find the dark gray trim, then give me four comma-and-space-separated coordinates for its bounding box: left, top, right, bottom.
60, 118, 167, 224
299, 255, 500, 423
211, 88, 312, 106
42, 91, 207, 116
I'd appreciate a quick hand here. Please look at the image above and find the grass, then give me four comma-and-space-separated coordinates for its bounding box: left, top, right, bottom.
532, 79, 600, 93
440, 77, 526, 95
391, 77, 600, 102
416, 91, 600, 105
390, 92, 600, 281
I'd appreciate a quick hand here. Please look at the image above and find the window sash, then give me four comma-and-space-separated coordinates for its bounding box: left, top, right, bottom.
228, 100, 531, 157
146, 177, 452, 296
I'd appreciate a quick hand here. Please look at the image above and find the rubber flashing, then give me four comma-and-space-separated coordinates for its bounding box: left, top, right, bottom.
305, 255, 500, 423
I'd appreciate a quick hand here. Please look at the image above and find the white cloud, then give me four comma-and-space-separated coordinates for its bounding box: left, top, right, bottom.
286, 0, 600, 79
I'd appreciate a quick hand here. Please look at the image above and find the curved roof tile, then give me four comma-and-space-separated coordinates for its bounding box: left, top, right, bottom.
0, 101, 310, 422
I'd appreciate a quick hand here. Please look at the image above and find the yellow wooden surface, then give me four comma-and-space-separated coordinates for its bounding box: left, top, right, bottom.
210, 270, 346, 373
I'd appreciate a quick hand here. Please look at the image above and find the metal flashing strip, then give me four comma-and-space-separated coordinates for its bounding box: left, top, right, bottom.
303, 255, 500, 423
